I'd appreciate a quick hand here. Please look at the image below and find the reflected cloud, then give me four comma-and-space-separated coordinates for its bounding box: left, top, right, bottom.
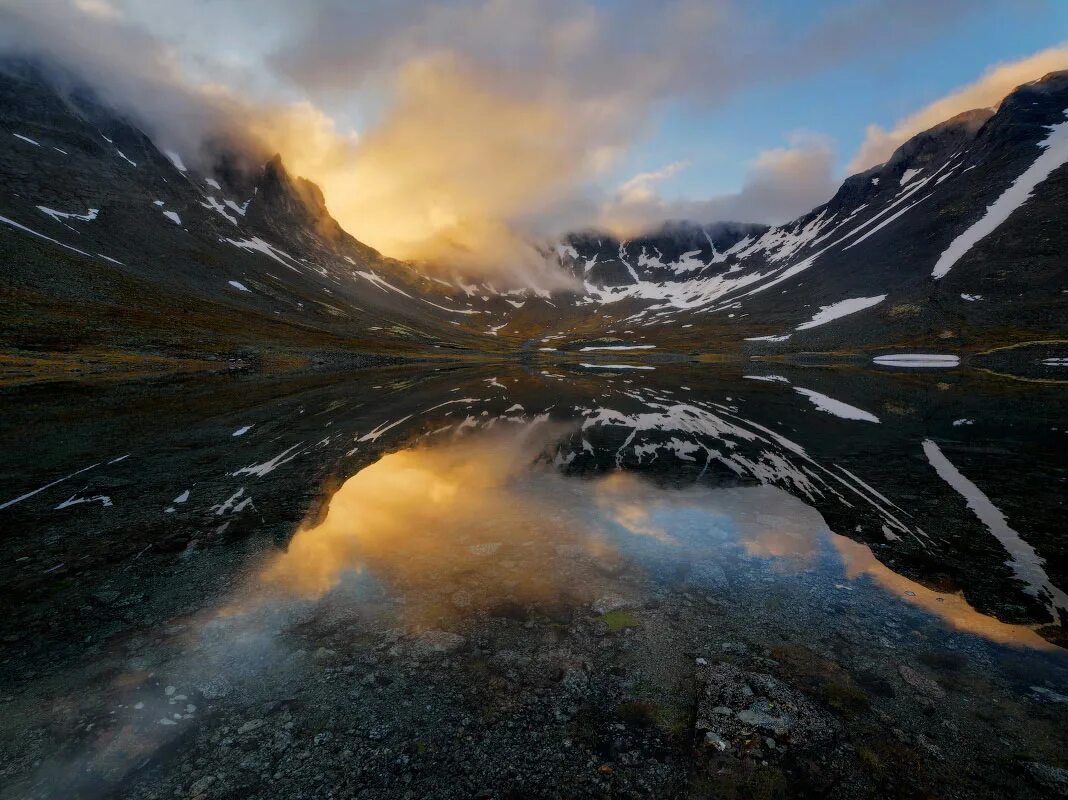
258, 422, 622, 624
594, 476, 823, 566
257, 415, 1060, 649
832, 534, 1057, 651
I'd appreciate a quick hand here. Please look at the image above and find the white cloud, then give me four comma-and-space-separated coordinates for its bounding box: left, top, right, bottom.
849, 43, 1068, 172
601, 134, 837, 235
72, 0, 121, 20
616, 161, 690, 204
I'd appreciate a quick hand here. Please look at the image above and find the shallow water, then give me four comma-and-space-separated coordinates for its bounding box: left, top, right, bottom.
1, 362, 1066, 798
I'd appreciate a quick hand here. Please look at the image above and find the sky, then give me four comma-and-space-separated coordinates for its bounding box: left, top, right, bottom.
3, 0, 1067, 285
638, 0, 1068, 202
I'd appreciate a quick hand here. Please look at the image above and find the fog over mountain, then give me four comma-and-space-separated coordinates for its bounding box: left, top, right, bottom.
3, 55, 1066, 361
2, 0, 1039, 283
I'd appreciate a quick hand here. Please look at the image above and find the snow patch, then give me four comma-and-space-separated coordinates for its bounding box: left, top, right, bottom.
202, 196, 237, 224
165, 150, 187, 171
873, 354, 959, 368
225, 237, 302, 272
356, 270, 412, 298
899, 168, 922, 185
745, 334, 791, 342
579, 363, 655, 370
796, 295, 885, 331
38, 206, 98, 224
579, 345, 656, 352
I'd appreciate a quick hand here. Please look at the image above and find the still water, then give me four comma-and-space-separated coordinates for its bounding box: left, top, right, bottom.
1, 362, 1066, 798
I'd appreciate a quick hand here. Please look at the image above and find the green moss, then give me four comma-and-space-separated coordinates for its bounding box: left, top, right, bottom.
858, 746, 882, 772
705, 765, 788, 800
616, 700, 658, 728
600, 609, 639, 632
821, 679, 870, 717
747, 766, 787, 800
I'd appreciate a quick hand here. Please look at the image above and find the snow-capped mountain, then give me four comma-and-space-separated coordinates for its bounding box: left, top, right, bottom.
2, 57, 1067, 364
550, 72, 1068, 354
0, 59, 502, 363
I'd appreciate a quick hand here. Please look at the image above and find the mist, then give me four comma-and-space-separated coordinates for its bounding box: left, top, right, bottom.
0, 0, 1031, 286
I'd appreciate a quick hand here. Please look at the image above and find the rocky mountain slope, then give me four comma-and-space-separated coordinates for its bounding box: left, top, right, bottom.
0, 60, 502, 379
2, 59, 1067, 370
371, 70, 1068, 361
540, 71, 1068, 356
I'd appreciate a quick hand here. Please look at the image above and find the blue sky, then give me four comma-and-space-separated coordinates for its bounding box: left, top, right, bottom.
621, 2, 1068, 201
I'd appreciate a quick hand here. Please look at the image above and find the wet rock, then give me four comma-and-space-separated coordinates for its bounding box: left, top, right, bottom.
736, 702, 792, 736
197, 675, 233, 700
1023, 762, 1068, 792
451, 589, 473, 609
313, 647, 337, 662
189, 774, 216, 797
898, 665, 946, 699
402, 630, 466, 658
592, 595, 631, 615
703, 731, 730, 751
687, 561, 728, 589
694, 662, 837, 759
237, 719, 265, 736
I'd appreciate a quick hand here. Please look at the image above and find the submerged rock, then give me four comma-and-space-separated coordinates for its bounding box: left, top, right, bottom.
898, 664, 946, 699
694, 662, 838, 757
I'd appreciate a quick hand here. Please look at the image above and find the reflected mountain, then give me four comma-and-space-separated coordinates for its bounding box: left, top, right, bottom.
1, 362, 1066, 799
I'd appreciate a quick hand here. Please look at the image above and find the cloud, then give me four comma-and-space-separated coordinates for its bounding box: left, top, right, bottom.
849, 43, 1068, 173
0, 0, 1000, 285
72, 0, 121, 19
616, 162, 691, 205
601, 135, 837, 235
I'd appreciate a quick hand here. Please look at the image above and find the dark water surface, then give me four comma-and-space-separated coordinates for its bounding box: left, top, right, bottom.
1, 362, 1066, 798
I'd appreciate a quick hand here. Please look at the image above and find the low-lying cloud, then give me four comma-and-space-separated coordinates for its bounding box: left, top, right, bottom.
0, 0, 1050, 286
602, 135, 837, 235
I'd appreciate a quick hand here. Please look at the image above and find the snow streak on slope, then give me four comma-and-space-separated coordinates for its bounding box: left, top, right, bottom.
932, 114, 1068, 279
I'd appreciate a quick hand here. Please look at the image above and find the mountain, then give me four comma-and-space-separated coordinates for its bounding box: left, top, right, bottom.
0, 60, 501, 381
545, 72, 1068, 358
2, 58, 1067, 376
559, 221, 769, 287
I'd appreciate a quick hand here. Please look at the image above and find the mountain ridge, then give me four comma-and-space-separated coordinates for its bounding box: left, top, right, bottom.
2, 58, 1067, 379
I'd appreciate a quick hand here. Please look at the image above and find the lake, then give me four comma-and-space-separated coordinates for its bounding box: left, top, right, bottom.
1, 361, 1066, 798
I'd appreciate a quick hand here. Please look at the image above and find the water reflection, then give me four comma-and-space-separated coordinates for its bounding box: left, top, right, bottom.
4, 363, 1066, 798
260, 422, 622, 623
831, 535, 1057, 650
260, 417, 1057, 649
